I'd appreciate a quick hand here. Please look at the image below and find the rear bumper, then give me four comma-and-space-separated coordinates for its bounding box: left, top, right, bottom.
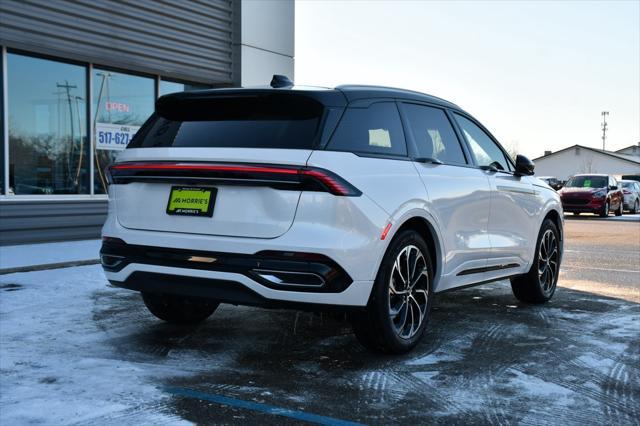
108, 268, 372, 309
105, 263, 373, 308
101, 238, 375, 307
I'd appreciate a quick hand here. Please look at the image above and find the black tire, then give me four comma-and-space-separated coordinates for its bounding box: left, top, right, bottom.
352, 229, 434, 354
141, 292, 219, 325
615, 201, 623, 216
599, 201, 609, 217
511, 219, 560, 304
631, 199, 639, 214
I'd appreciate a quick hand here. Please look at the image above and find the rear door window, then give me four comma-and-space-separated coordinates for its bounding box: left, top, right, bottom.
401, 103, 467, 165
128, 94, 324, 149
327, 102, 407, 156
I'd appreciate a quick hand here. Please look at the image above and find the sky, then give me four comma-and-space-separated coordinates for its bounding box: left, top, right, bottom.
295, 0, 640, 159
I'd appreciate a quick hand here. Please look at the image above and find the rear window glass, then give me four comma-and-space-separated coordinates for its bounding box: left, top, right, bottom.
128, 94, 323, 149
327, 102, 407, 156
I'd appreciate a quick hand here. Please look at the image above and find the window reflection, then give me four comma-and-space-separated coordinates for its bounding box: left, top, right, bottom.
93, 69, 154, 193
159, 79, 208, 97
7, 54, 89, 195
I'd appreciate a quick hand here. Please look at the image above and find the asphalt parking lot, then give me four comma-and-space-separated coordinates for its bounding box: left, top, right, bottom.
1, 215, 638, 425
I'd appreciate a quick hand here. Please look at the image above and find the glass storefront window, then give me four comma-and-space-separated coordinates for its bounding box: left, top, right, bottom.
7, 53, 89, 195
159, 79, 208, 97
93, 69, 154, 194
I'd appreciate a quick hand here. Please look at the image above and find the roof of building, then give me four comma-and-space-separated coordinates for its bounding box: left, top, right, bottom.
533, 144, 640, 165
615, 144, 640, 154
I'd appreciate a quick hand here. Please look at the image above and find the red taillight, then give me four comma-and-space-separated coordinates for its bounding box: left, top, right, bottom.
110, 163, 299, 175
107, 162, 361, 196
623, 189, 631, 194
298, 168, 353, 196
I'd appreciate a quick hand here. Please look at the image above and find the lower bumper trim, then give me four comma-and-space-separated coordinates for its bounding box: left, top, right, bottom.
110, 271, 362, 311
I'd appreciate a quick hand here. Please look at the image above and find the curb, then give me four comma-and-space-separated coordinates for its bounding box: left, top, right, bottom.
0, 259, 100, 275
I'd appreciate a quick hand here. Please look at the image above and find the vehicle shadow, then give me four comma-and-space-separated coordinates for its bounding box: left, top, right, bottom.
93, 282, 640, 425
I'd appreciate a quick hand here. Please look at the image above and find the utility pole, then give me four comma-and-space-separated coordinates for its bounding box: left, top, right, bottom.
601, 111, 609, 151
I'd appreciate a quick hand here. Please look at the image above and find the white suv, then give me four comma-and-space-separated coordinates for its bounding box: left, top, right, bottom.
101, 77, 563, 353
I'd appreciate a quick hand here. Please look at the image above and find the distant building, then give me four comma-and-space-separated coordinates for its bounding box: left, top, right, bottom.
533, 144, 640, 181
615, 144, 640, 157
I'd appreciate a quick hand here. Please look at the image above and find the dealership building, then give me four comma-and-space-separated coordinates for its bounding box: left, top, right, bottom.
0, 0, 294, 245
533, 144, 640, 181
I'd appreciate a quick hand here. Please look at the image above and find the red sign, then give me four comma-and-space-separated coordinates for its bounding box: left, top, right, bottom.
105, 102, 130, 113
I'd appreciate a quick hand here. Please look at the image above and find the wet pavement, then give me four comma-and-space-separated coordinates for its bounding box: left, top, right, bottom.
0, 217, 638, 425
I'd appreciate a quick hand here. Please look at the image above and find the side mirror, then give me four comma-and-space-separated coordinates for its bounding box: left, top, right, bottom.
609, 185, 618, 191
515, 154, 535, 176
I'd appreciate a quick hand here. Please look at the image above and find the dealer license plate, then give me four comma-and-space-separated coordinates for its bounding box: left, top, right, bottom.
166, 187, 216, 217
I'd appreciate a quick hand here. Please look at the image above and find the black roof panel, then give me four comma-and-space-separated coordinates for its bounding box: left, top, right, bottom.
336, 84, 461, 109
157, 85, 462, 111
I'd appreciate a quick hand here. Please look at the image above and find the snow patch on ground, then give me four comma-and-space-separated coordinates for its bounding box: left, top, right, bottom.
0, 265, 200, 424
507, 368, 573, 398
406, 351, 462, 366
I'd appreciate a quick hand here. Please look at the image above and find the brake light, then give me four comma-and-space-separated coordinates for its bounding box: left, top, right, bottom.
107, 162, 361, 196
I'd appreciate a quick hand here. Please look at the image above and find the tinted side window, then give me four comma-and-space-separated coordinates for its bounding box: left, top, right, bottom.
454, 113, 511, 171
327, 102, 407, 156
402, 103, 466, 164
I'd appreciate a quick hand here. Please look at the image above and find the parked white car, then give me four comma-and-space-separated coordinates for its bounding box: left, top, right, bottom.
621, 180, 640, 213
101, 77, 563, 353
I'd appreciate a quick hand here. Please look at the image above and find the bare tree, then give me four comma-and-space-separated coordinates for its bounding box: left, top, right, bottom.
505, 141, 519, 161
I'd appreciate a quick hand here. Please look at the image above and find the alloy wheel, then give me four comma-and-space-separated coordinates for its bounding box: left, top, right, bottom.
538, 229, 559, 295
388, 245, 430, 340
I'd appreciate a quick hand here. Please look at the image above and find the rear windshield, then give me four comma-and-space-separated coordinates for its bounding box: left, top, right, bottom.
565, 176, 607, 188
128, 94, 324, 149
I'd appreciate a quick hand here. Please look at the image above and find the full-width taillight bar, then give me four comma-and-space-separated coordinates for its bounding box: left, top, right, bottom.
106, 162, 361, 196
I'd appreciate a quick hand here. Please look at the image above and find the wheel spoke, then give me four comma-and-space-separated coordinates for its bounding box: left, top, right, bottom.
409, 295, 424, 331
394, 260, 406, 286
405, 249, 411, 285
389, 299, 407, 318
407, 299, 416, 337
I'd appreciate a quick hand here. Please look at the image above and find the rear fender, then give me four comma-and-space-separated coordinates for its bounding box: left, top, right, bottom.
371, 204, 445, 292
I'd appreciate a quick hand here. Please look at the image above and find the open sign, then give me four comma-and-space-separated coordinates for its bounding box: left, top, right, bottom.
105, 102, 130, 113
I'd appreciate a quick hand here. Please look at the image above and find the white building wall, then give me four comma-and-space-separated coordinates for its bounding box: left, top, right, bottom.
534, 147, 640, 181
240, 0, 294, 87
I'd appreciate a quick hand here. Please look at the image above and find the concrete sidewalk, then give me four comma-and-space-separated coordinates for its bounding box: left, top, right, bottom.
0, 239, 101, 274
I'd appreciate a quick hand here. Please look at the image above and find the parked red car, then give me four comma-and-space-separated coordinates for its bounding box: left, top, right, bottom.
559, 174, 624, 217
